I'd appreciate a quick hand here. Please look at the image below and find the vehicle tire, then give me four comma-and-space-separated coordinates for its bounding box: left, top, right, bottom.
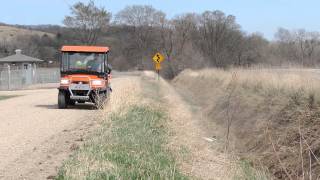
58, 91, 67, 109
94, 92, 107, 109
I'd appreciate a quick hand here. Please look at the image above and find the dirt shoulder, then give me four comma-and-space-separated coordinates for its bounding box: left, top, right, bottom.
143, 71, 236, 180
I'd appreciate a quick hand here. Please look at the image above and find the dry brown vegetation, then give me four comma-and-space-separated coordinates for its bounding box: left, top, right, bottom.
0, 25, 54, 41
173, 68, 320, 179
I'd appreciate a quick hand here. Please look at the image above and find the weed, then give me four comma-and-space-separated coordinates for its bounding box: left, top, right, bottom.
234, 160, 269, 180
289, 88, 304, 105
307, 92, 315, 109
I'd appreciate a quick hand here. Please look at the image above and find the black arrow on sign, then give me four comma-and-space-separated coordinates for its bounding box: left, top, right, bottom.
156, 54, 160, 63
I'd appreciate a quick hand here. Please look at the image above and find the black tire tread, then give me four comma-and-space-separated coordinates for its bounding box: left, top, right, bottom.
58, 91, 67, 109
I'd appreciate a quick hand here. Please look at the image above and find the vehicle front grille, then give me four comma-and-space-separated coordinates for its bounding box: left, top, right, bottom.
71, 90, 89, 96
71, 81, 90, 84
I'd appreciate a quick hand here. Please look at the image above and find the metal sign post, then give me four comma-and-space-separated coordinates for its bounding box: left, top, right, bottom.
155, 63, 161, 80
152, 53, 165, 81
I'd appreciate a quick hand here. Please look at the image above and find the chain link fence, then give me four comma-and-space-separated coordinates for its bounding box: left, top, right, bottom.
0, 67, 60, 90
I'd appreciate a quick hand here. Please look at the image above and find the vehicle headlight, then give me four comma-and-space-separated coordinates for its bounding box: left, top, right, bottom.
60, 79, 70, 85
91, 80, 103, 86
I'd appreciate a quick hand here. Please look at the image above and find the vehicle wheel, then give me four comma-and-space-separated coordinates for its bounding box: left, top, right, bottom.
58, 91, 67, 109
94, 92, 107, 109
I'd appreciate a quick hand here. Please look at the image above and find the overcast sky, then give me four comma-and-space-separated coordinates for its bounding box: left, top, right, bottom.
0, 0, 319, 39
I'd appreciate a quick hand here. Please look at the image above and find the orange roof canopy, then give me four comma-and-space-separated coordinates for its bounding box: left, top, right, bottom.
61, 46, 109, 53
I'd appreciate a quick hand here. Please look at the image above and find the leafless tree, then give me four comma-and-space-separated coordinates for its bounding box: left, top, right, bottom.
115, 5, 165, 68
159, 17, 176, 78
244, 33, 269, 65
172, 13, 197, 55
275, 28, 320, 66
63, 0, 111, 45
197, 10, 241, 67
295, 29, 320, 65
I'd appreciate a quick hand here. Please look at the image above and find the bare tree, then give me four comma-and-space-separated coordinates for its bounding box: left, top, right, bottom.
172, 13, 197, 55
63, 0, 111, 45
197, 10, 241, 67
275, 28, 320, 66
243, 33, 269, 65
295, 29, 320, 66
115, 5, 165, 68
274, 28, 299, 64
159, 17, 177, 78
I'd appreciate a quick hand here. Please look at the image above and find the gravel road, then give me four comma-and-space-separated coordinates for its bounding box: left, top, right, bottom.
0, 88, 99, 179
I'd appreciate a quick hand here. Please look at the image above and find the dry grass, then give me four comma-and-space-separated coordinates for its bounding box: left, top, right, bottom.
145, 71, 238, 180
103, 77, 141, 114
56, 76, 187, 180
0, 25, 54, 41
176, 68, 320, 100
56, 77, 141, 179
173, 68, 320, 179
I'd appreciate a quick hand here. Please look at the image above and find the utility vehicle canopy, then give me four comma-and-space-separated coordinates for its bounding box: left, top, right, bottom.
60, 46, 110, 75
61, 46, 109, 53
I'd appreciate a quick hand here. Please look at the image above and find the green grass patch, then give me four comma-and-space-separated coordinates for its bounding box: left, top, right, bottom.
233, 160, 270, 180
56, 105, 187, 180
0, 95, 19, 101
141, 76, 163, 103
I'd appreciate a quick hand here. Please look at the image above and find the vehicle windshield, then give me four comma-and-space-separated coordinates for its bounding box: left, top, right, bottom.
62, 52, 105, 73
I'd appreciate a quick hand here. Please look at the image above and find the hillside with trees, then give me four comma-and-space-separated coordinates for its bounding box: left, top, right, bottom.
1, 1, 320, 77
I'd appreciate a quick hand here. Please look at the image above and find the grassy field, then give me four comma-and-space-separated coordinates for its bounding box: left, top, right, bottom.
56, 78, 187, 180
56, 105, 186, 180
173, 68, 320, 179
0, 95, 18, 101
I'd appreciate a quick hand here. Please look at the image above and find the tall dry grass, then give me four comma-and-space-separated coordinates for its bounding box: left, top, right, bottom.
188, 68, 320, 98
173, 68, 320, 179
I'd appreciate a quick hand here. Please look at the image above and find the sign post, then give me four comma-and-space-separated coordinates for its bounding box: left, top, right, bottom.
155, 63, 161, 80
152, 52, 165, 80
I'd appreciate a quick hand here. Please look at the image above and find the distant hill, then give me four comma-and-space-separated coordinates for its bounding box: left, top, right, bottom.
0, 25, 55, 41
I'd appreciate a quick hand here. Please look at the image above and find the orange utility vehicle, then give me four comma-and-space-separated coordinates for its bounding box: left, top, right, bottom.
58, 46, 111, 109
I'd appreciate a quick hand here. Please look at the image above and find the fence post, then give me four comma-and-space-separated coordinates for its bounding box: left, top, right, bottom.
32, 63, 36, 84
7, 65, 11, 90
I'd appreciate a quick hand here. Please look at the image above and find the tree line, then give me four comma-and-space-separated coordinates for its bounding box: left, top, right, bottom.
1, 1, 320, 77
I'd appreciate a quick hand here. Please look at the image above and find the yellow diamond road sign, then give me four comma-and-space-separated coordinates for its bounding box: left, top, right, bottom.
153, 53, 165, 63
